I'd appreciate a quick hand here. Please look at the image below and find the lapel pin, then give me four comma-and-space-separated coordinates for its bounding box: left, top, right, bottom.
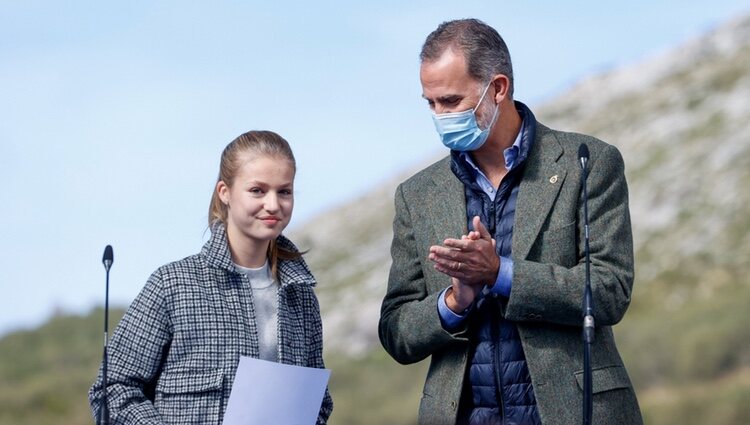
549, 175, 558, 184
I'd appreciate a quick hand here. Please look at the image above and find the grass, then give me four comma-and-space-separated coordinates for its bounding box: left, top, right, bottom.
617, 270, 750, 389
327, 349, 428, 425
0, 308, 125, 425
639, 367, 750, 425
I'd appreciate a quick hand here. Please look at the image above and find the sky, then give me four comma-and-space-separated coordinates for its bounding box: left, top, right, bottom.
1, 1, 748, 335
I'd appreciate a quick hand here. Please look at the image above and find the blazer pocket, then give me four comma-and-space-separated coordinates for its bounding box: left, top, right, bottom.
155, 369, 224, 425
574, 365, 631, 394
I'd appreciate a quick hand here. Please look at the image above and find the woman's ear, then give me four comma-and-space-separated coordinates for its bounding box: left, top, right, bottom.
217, 181, 230, 205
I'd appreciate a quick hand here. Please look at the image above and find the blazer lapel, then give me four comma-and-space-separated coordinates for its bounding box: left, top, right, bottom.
426, 158, 467, 241
514, 125, 566, 260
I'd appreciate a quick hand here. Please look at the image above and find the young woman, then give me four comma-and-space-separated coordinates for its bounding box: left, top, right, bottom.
89, 130, 332, 424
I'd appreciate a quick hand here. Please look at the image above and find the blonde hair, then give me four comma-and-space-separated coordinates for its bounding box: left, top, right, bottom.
209, 130, 302, 277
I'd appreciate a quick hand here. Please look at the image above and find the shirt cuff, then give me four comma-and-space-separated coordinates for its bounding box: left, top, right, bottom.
489, 256, 513, 297
437, 287, 471, 331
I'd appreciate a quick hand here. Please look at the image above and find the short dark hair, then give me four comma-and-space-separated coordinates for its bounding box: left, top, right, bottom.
420, 18, 514, 97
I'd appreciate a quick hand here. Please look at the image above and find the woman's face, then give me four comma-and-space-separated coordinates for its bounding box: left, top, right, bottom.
218, 154, 295, 249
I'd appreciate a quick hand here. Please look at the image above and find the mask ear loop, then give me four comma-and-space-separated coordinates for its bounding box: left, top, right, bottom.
484, 99, 500, 131
475, 79, 500, 131
472, 80, 495, 113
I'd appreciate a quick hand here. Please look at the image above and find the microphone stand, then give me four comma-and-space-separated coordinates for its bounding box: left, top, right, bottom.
579, 149, 594, 425
99, 246, 113, 425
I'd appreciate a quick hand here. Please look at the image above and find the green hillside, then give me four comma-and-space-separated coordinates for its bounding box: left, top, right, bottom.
0, 309, 124, 425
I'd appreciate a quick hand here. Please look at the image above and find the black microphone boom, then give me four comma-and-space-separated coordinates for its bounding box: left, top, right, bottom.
98, 245, 113, 425
578, 144, 594, 425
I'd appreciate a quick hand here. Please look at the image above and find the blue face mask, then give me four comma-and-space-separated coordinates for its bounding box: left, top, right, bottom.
431, 81, 499, 151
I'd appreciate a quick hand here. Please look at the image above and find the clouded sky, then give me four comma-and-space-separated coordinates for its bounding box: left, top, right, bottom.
1, 1, 748, 335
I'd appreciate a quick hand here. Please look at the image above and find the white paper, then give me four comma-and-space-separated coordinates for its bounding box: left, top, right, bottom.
222, 357, 330, 425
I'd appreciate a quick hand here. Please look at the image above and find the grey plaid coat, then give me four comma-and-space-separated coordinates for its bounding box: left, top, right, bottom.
89, 224, 333, 424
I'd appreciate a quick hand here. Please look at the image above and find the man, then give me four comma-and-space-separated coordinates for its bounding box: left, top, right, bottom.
378, 19, 642, 425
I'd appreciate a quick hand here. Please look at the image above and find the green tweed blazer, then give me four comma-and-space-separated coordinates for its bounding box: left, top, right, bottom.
379, 123, 643, 425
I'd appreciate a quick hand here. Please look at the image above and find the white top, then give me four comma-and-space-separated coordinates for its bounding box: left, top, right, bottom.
234, 261, 279, 362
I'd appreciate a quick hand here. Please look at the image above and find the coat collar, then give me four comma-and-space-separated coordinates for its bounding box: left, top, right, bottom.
203, 222, 316, 287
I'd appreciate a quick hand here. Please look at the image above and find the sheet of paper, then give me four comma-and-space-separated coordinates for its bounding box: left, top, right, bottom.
222, 356, 330, 425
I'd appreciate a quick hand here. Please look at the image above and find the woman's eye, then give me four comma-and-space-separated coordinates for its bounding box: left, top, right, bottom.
249, 188, 263, 194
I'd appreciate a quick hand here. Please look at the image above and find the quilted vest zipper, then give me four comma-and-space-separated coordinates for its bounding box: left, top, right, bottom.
490, 299, 505, 422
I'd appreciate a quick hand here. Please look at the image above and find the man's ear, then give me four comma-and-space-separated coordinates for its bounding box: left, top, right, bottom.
492, 74, 510, 103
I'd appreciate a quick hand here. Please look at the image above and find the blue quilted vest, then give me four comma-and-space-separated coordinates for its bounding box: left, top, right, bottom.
450, 102, 541, 425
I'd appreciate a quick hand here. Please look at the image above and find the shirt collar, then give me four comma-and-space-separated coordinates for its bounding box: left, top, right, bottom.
459, 116, 526, 173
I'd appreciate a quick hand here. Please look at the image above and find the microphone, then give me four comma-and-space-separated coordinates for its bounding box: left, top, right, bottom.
98, 245, 113, 425
578, 143, 589, 175
103, 245, 113, 271
578, 144, 594, 425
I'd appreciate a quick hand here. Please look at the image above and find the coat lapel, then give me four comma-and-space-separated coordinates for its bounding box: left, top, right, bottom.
422, 135, 566, 261
426, 158, 467, 241
514, 125, 566, 260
